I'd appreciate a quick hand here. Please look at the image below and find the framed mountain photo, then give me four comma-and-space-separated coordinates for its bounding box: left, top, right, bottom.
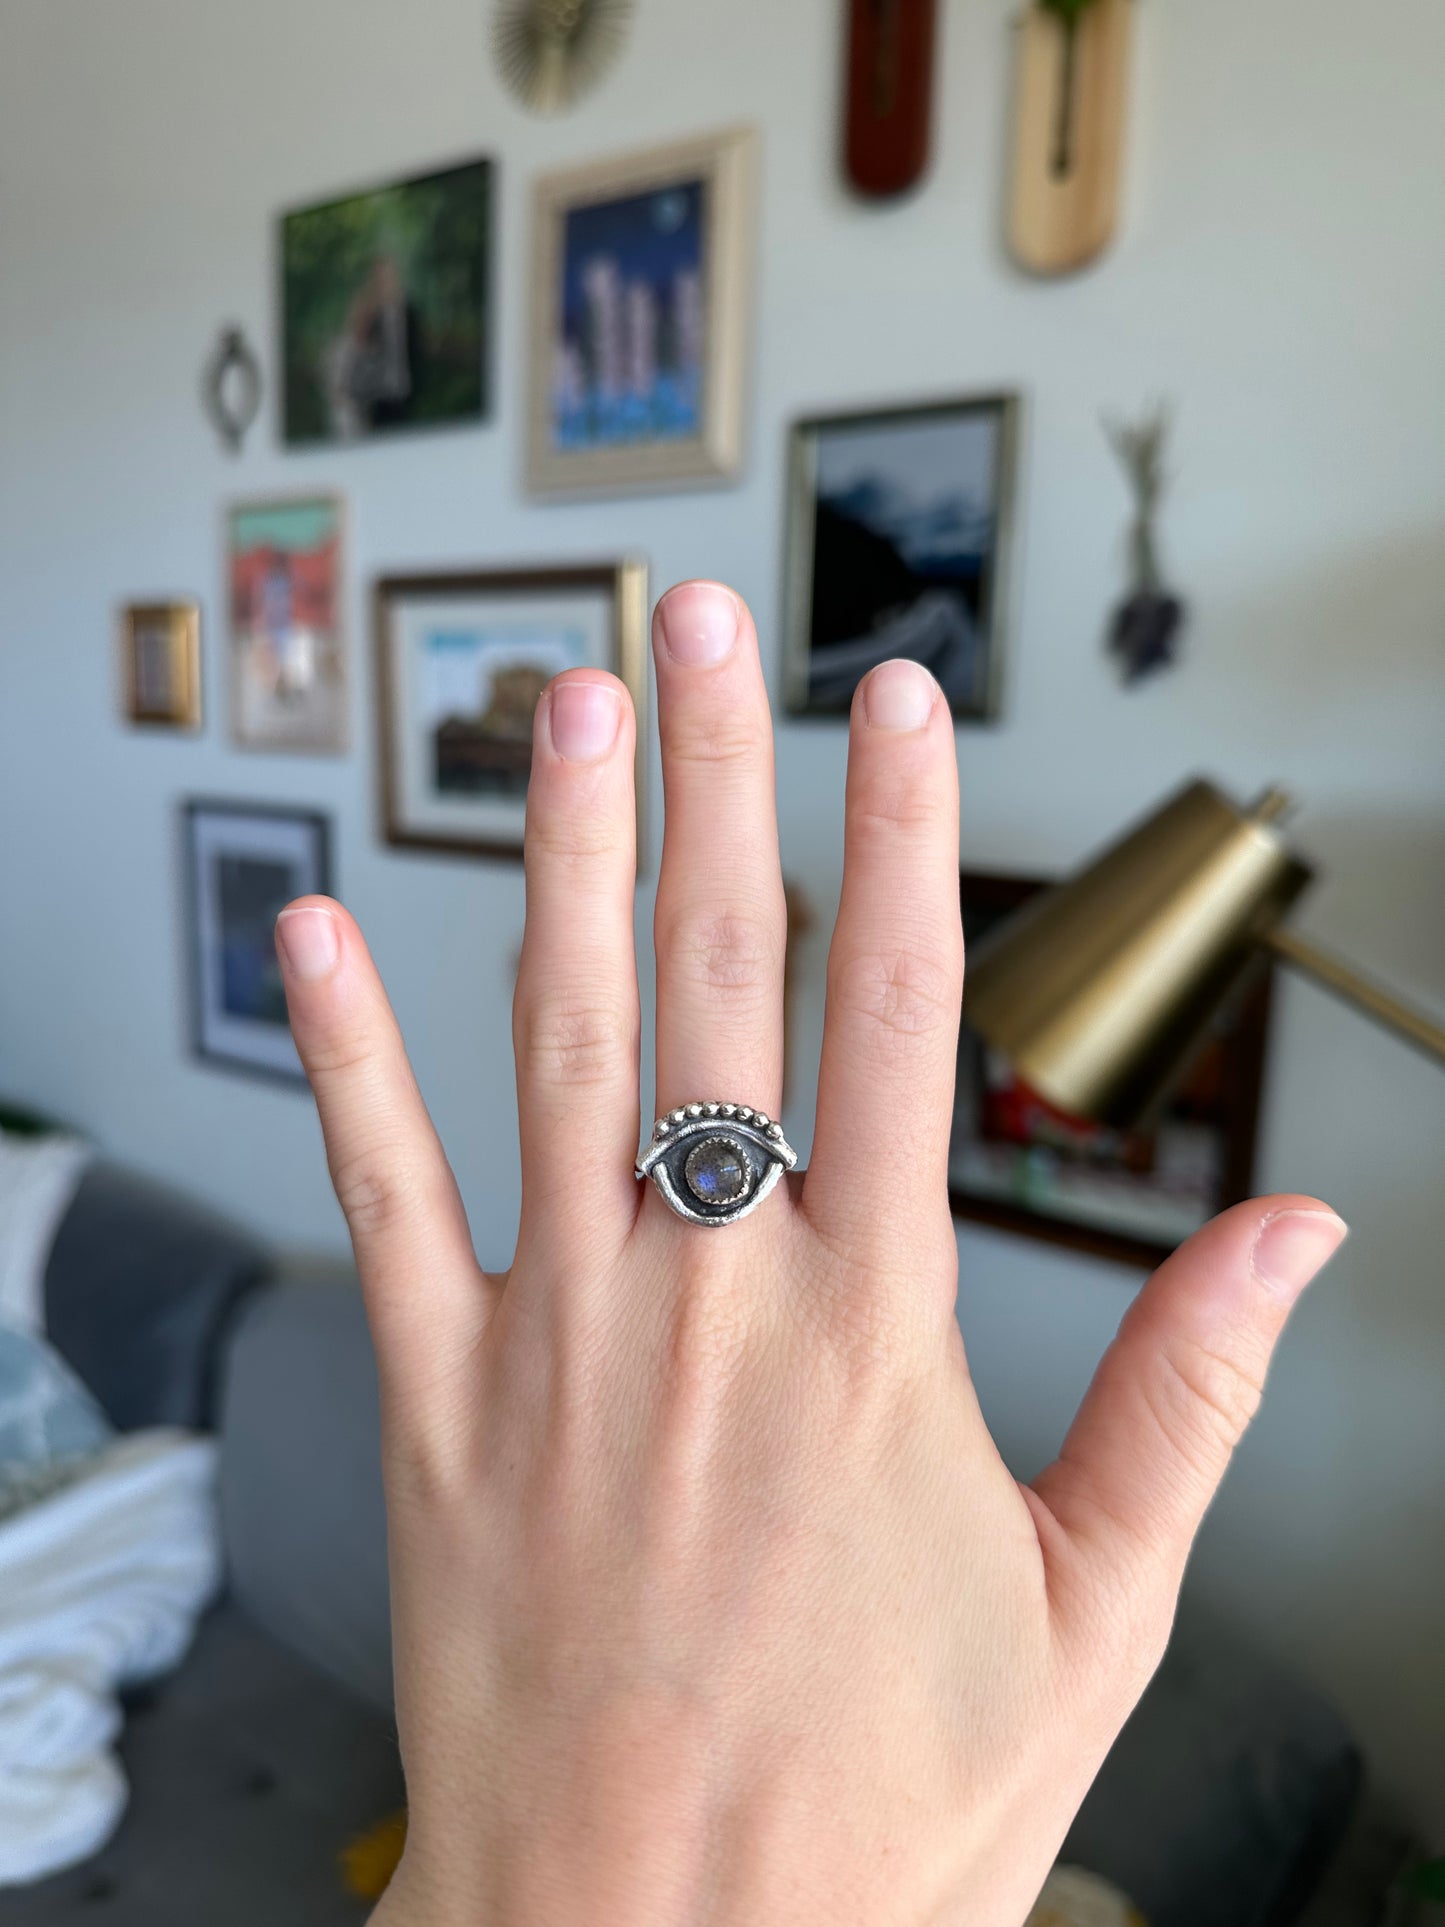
782, 394, 1020, 721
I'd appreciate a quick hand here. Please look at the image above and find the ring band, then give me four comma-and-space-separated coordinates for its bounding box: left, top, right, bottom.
636, 1103, 798, 1227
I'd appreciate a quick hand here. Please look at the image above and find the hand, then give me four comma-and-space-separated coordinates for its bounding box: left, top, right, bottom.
275, 581, 1345, 1927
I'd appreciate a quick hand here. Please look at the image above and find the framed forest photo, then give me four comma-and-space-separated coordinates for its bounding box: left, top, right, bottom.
281, 157, 493, 446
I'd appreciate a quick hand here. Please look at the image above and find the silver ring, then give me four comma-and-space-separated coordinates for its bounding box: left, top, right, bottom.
636, 1103, 798, 1227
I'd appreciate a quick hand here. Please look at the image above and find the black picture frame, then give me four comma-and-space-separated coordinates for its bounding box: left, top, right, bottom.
182, 798, 332, 1087
782, 392, 1021, 721
950, 869, 1274, 1270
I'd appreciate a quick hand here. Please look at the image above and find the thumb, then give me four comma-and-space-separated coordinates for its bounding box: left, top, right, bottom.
1033, 1195, 1347, 1601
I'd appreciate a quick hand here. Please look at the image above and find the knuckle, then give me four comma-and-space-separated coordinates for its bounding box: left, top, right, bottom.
330, 1149, 439, 1244
659, 905, 780, 995
1151, 1337, 1266, 1460
850, 781, 948, 842
300, 1028, 380, 1082
829, 942, 961, 1049
515, 991, 635, 1089
526, 807, 622, 865
664, 709, 766, 770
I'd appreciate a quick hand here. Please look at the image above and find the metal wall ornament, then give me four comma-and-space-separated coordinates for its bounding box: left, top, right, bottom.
493, 0, 633, 114
1006, 0, 1133, 276
1104, 400, 1187, 685
203, 326, 263, 453
842, 0, 939, 199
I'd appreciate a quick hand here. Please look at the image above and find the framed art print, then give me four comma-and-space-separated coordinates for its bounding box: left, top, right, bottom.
281, 156, 493, 445
183, 800, 331, 1085
375, 562, 648, 861
950, 870, 1273, 1269
526, 127, 757, 496
121, 601, 202, 729
782, 393, 1020, 720
228, 495, 347, 753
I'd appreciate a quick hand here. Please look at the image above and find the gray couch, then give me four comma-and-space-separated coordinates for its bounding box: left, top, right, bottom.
13, 1159, 1369, 1925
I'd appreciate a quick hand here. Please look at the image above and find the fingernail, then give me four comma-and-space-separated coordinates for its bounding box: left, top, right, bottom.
1251, 1209, 1348, 1301
275, 906, 339, 982
863, 658, 938, 730
548, 680, 621, 762
655, 581, 739, 667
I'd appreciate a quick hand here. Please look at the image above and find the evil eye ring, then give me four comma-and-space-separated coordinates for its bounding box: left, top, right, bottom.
636, 1103, 798, 1228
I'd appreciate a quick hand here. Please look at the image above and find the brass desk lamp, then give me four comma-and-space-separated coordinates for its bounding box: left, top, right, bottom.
963, 779, 1445, 1131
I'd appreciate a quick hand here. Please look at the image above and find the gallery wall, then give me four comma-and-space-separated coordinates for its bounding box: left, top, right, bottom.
2, 0, 1443, 1830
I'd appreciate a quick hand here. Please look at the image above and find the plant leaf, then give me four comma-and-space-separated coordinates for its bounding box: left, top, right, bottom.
1040, 0, 1101, 24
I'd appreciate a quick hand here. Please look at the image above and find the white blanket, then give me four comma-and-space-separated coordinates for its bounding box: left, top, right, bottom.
0, 1430, 221, 1886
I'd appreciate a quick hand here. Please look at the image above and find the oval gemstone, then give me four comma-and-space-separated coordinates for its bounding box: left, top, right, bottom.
683, 1137, 751, 1207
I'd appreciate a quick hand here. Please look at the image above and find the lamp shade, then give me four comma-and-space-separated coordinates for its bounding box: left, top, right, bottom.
962, 780, 1312, 1129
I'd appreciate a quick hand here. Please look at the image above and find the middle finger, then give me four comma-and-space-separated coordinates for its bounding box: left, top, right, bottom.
652, 581, 787, 1124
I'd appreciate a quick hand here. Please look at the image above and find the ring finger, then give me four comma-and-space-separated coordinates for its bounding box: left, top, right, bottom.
651, 581, 787, 1127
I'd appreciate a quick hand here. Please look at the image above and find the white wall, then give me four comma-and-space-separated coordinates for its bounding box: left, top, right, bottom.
2, 0, 1442, 1833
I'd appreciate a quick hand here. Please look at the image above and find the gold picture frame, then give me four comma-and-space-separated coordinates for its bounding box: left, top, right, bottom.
375, 559, 649, 864
526, 126, 758, 498
120, 601, 203, 729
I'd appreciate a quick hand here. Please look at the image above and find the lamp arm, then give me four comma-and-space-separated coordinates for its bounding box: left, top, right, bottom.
1265, 926, 1445, 1066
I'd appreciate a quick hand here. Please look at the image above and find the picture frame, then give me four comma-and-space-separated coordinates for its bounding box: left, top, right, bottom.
280, 155, 493, 447
526, 126, 758, 497
120, 601, 202, 729
782, 393, 1020, 721
375, 561, 649, 862
182, 799, 332, 1086
950, 870, 1274, 1269
227, 494, 347, 754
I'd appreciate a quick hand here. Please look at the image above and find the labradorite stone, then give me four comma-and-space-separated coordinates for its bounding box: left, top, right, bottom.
683, 1137, 751, 1207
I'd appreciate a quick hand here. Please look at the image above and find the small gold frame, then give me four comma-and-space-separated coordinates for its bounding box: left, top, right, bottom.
121, 601, 203, 729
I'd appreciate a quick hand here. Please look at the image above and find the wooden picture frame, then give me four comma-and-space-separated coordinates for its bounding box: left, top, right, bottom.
227, 493, 348, 754
782, 393, 1020, 721
183, 798, 332, 1086
950, 869, 1273, 1269
526, 126, 758, 497
121, 601, 202, 729
375, 561, 649, 863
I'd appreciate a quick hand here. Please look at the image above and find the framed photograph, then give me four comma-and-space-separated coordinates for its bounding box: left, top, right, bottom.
526, 127, 757, 497
376, 562, 648, 861
782, 393, 1020, 720
280, 156, 493, 446
228, 495, 346, 753
183, 800, 331, 1085
950, 871, 1274, 1269
120, 601, 202, 729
